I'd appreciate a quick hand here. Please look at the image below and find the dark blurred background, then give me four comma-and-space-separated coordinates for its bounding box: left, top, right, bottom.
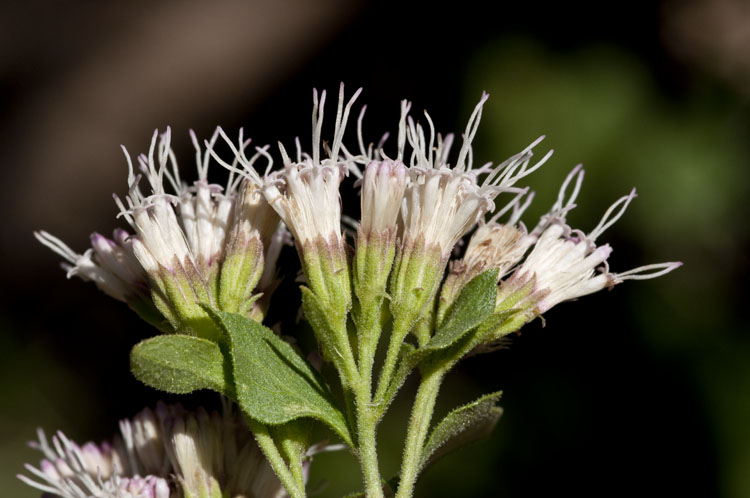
1, 0, 748, 497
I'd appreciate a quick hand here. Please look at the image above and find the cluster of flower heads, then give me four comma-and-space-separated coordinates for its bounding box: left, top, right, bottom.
18, 402, 290, 498
445, 164, 681, 320
29, 85, 682, 498
35, 84, 680, 341
35, 127, 287, 339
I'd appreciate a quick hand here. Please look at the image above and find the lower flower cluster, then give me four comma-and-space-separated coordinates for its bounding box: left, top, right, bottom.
18, 403, 288, 498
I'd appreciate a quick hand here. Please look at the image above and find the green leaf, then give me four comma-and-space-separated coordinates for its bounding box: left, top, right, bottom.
420, 391, 503, 470
130, 334, 230, 395
203, 306, 354, 447
423, 269, 499, 353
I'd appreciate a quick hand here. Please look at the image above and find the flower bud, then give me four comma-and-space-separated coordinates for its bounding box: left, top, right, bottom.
353, 159, 407, 309
218, 180, 279, 316
262, 86, 361, 338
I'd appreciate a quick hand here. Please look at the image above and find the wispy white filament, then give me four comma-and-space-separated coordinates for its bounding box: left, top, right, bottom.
262, 85, 362, 245
399, 93, 552, 255
360, 159, 408, 234
513, 185, 681, 312
34, 230, 146, 302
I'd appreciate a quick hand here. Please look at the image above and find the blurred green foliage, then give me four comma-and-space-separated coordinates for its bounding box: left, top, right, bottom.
0, 324, 102, 497
451, 38, 748, 498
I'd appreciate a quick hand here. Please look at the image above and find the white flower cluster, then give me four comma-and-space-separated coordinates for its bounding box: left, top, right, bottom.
36, 128, 285, 333
341, 93, 552, 259
336, 90, 678, 321
18, 403, 288, 498
36, 84, 680, 333
459, 165, 682, 314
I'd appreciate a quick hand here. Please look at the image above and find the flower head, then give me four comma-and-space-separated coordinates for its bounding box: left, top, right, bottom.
34, 230, 147, 304
385, 93, 552, 344
502, 169, 682, 314
398, 92, 552, 258
458, 190, 537, 280
359, 159, 408, 235
37, 126, 284, 335
226, 85, 364, 338
33, 229, 172, 332
112, 129, 240, 336
18, 412, 171, 498
345, 100, 410, 238
262, 85, 361, 248
444, 163, 586, 298
438, 190, 537, 319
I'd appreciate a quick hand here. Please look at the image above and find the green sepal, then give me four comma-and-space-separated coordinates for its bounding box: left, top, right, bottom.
127, 297, 175, 334
218, 236, 263, 315
180, 478, 222, 498
388, 238, 443, 333
300, 285, 343, 365
300, 237, 352, 323
156, 260, 223, 342
202, 306, 354, 447
420, 391, 503, 471
129, 334, 230, 396
353, 228, 396, 303
473, 308, 525, 346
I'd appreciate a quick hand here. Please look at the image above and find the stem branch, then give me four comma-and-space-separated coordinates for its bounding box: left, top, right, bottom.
248, 419, 306, 498
354, 297, 386, 498
355, 386, 385, 498
395, 367, 445, 498
374, 319, 410, 404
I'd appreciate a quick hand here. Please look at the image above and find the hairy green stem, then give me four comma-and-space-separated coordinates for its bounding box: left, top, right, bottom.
355, 384, 385, 498
248, 420, 306, 498
289, 455, 306, 494
395, 311, 529, 498
395, 367, 445, 498
278, 431, 308, 495
327, 317, 360, 433
353, 296, 386, 498
374, 318, 410, 404
331, 314, 361, 389
356, 300, 381, 393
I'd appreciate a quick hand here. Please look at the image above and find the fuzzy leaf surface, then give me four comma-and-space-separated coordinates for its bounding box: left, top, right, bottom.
424, 269, 499, 353
130, 335, 229, 395
420, 391, 503, 470
204, 306, 353, 447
